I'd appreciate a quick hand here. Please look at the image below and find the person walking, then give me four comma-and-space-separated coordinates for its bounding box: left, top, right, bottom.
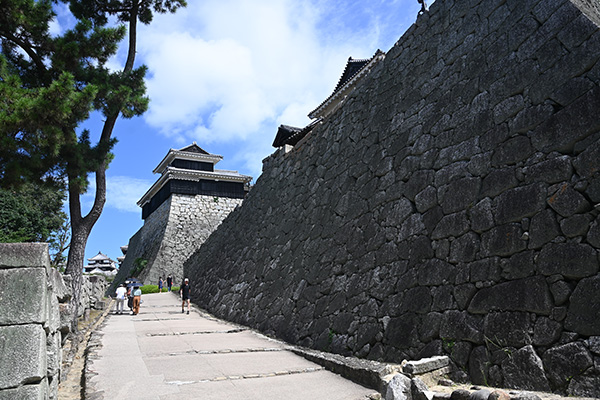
115, 284, 127, 314
158, 276, 164, 293
132, 285, 142, 315
180, 278, 191, 314
167, 275, 172, 292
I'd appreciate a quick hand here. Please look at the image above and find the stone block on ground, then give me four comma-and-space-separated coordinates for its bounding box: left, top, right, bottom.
403, 356, 450, 375
385, 373, 412, 400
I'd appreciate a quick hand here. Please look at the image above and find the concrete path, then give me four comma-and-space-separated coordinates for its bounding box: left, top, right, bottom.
86, 293, 377, 400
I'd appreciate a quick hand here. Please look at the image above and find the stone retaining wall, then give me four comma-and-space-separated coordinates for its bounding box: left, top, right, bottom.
112, 193, 244, 291
185, 0, 600, 396
0, 243, 107, 400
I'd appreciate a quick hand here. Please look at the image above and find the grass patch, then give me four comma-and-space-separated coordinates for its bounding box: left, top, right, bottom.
140, 285, 180, 294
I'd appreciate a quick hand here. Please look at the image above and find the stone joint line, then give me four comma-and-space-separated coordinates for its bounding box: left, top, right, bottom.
146, 328, 248, 336
165, 366, 325, 386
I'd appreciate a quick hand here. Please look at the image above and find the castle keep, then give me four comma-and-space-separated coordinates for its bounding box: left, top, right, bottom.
113, 143, 251, 287
183, 0, 600, 396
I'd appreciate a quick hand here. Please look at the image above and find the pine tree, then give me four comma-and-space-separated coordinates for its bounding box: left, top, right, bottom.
0, 0, 186, 330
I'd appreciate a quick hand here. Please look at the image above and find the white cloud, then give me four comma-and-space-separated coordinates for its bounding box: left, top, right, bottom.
132, 0, 422, 178
83, 176, 153, 214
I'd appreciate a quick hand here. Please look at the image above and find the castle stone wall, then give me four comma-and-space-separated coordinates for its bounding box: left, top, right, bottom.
113, 193, 243, 288
184, 0, 600, 396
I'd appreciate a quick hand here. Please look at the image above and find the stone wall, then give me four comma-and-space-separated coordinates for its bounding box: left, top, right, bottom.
0, 243, 70, 400
0, 243, 108, 400
113, 193, 243, 290
185, 0, 600, 396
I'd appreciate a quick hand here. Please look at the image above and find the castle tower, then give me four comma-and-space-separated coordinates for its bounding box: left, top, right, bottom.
112, 143, 252, 287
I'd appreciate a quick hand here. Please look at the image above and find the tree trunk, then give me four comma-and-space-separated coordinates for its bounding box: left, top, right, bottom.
63, 2, 140, 332
65, 164, 107, 332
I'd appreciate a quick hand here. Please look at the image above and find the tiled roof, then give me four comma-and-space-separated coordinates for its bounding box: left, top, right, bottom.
177, 142, 209, 154
308, 50, 385, 120
272, 120, 321, 148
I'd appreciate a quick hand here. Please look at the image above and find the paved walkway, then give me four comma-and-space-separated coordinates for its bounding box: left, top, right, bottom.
87, 292, 378, 400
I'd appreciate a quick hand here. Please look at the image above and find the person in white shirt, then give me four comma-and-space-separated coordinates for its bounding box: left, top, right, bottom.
115, 284, 127, 315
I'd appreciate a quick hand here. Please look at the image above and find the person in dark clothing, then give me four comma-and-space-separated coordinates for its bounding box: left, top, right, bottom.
167, 275, 173, 292
180, 278, 191, 314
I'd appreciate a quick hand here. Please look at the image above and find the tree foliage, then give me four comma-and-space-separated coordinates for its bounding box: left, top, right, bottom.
0, 0, 186, 331
0, 182, 66, 243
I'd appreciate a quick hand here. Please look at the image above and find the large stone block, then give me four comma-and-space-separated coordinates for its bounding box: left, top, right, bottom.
0, 383, 46, 400
565, 274, 600, 335
0, 268, 47, 325
536, 242, 598, 278
542, 342, 593, 390
484, 311, 531, 347
501, 345, 550, 391
547, 183, 591, 217
494, 183, 547, 224
468, 276, 553, 315
0, 325, 46, 390
480, 223, 527, 256
439, 310, 483, 343
0, 243, 50, 270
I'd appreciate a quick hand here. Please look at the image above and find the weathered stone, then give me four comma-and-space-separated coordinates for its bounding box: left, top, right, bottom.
542, 342, 593, 390
439, 311, 483, 343
0, 325, 46, 390
0, 243, 50, 270
488, 390, 510, 400
492, 136, 534, 167
438, 177, 481, 215
432, 211, 470, 240
0, 267, 47, 325
549, 280, 571, 305
587, 216, 600, 248
533, 317, 562, 346
501, 345, 550, 391
469, 198, 494, 233
404, 356, 450, 375
453, 284, 477, 310
468, 276, 553, 315
484, 312, 531, 347
500, 251, 534, 280
0, 383, 45, 400
449, 233, 480, 264
528, 209, 560, 249
417, 259, 455, 286
573, 138, 600, 178
450, 389, 470, 400
537, 242, 598, 278
494, 183, 547, 224
415, 186, 438, 213
522, 155, 573, 184
469, 257, 501, 283
531, 87, 600, 153
547, 183, 591, 217
411, 377, 432, 400
480, 223, 527, 256
587, 336, 600, 355
568, 372, 600, 398
560, 214, 591, 237
565, 274, 600, 335
385, 373, 412, 400
481, 168, 518, 198
469, 346, 490, 386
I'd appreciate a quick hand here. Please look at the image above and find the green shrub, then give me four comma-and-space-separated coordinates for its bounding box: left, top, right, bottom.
140, 285, 181, 294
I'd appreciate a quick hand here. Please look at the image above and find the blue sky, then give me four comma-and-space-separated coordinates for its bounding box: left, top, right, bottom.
55, 0, 431, 264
